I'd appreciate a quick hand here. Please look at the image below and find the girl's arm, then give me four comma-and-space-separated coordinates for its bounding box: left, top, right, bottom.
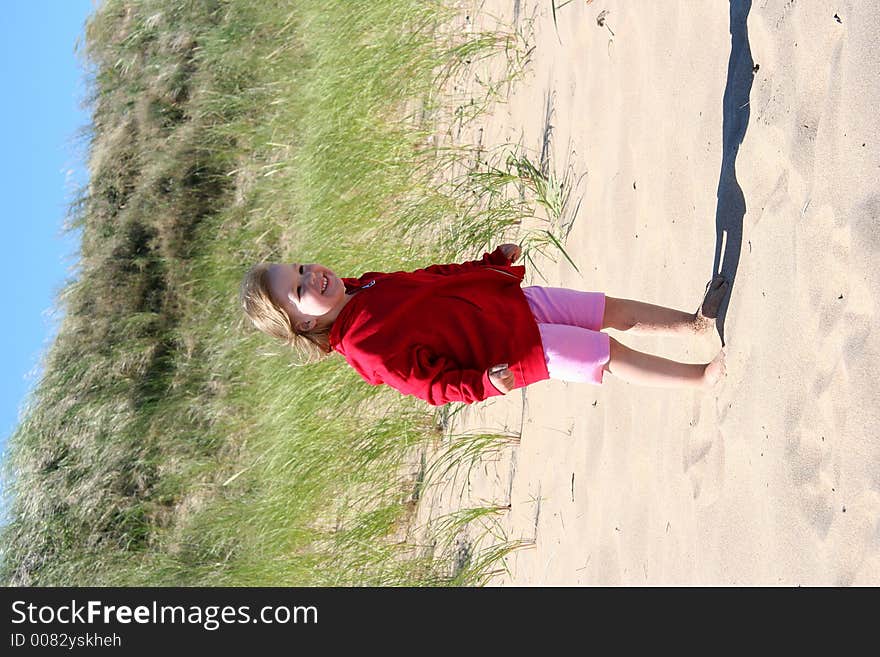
378, 347, 505, 406
412, 244, 519, 277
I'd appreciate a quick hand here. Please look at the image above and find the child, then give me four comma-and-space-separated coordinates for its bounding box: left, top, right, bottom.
239, 244, 728, 406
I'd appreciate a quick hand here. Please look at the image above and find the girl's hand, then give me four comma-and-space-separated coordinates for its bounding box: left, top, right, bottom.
488, 364, 515, 394
498, 243, 522, 263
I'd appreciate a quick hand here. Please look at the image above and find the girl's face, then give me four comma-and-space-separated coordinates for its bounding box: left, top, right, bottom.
266, 262, 346, 330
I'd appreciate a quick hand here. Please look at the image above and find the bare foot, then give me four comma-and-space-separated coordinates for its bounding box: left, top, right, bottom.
702, 348, 727, 388
694, 276, 729, 333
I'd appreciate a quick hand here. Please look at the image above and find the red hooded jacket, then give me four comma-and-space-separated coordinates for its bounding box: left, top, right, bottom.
328, 246, 550, 405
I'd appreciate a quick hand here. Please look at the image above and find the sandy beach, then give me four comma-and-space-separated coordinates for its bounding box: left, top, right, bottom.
413, 0, 880, 585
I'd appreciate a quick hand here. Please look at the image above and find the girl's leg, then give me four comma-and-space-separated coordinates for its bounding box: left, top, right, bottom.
525, 283, 728, 390
602, 277, 728, 337
533, 324, 726, 390
603, 297, 705, 335
604, 336, 726, 389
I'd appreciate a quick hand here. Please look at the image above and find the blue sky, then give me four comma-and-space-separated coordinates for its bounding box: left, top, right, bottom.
1, 2, 96, 475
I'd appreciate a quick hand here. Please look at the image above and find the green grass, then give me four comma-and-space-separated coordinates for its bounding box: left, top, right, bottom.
1, 0, 579, 586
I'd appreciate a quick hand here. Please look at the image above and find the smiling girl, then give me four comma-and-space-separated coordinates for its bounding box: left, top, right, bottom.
239, 244, 727, 406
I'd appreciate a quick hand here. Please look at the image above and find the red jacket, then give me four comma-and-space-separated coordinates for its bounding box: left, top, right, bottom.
328, 247, 549, 405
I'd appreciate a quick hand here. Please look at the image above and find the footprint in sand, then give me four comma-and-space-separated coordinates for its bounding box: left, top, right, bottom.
683, 396, 725, 506
682, 280, 729, 505
783, 399, 836, 537
782, 193, 876, 541
832, 490, 880, 586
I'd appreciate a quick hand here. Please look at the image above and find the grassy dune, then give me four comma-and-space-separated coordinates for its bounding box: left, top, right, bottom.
1, 0, 568, 586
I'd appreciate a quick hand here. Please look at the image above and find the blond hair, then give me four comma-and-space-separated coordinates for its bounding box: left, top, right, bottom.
239, 263, 333, 363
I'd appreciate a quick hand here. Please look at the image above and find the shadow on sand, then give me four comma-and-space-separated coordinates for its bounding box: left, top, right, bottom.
713, 0, 754, 346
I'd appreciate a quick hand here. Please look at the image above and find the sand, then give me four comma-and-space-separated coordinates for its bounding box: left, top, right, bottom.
413, 0, 880, 585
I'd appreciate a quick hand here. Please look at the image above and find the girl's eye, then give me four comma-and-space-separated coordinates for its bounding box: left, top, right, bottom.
297, 265, 304, 299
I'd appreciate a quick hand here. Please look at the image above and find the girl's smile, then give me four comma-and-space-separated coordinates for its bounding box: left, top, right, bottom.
266, 261, 351, 331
